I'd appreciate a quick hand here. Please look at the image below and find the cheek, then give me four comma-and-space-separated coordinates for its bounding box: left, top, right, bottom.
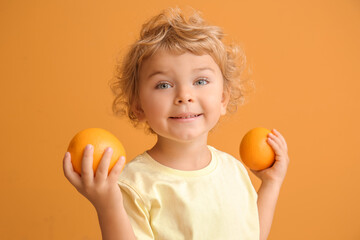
141, 94, 167, 117
206, 92, 227, 115
204, 87, 223, 104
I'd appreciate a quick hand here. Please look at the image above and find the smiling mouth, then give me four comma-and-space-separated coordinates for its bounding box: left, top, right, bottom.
170, 114, 202, 119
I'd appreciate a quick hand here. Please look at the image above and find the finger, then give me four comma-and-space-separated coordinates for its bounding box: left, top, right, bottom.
63, 152, 82, 189
95, 147, 113, 181
273, 129, 287, 148
108, 156, 126, 183
268, 132, 284, 150
81, 144, 94, 182
267, 137, 282, 156
272, 129, 288, 151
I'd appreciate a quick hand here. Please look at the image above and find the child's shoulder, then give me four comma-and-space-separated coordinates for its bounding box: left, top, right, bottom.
118, 151, 154, 181
117, 151, 156, 200
208, 145, 249, 175
208, 145, 236, 160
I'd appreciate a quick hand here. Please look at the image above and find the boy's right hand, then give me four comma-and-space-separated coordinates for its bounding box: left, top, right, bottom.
63, 144, 126, 213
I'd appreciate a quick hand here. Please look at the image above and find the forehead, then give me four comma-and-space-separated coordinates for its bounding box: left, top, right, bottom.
139, 50, 221, 78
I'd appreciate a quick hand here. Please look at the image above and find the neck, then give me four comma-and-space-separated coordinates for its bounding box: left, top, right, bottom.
147, 135, 211, 171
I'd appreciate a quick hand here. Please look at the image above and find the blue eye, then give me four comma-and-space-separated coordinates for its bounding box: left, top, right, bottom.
194, 78, 209, 86
156, 82, 171, 89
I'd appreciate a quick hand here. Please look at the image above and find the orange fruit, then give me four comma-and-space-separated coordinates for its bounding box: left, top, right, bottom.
239, 127, 275, 170
67, 128, 126, 175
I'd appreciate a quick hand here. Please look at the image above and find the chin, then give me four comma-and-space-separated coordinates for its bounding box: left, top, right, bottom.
170, 131, 209, 143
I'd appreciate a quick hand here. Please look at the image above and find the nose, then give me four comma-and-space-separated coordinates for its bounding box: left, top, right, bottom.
174, 86, 194, 105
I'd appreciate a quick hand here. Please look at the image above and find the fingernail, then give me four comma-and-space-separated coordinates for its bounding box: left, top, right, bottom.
120, 156, 126, 164
107, 147, 113, 153
64, 152, 69, 158
86, 144, 93, 150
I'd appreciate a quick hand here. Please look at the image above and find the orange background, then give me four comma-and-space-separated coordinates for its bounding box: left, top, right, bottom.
1, 0, 359, 239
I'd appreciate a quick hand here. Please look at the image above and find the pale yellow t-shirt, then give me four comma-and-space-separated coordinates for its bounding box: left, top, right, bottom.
118, 146, 259, 240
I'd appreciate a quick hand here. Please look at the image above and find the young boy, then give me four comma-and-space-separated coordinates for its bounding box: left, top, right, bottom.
63, 7, 289, 240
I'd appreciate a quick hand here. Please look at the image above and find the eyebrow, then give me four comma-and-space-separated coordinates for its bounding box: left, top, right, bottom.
193, 67, 215, 73
147, 67, 215, 79
147, 70, 165, 79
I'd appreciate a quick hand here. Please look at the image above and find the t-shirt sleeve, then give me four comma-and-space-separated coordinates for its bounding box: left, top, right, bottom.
237, 160, 258, 200
118, 180, 154, 240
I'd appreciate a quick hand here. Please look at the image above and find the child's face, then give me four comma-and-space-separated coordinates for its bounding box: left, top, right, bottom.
136, 50, 229, 142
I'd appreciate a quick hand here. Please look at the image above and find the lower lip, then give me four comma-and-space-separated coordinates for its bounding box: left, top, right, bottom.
169, 114, 202, 122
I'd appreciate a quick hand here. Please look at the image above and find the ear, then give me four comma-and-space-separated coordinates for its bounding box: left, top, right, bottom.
132, 102, 146, 121
220, 88, 230, 115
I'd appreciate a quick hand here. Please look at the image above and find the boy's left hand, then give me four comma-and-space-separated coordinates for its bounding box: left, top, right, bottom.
251, 129, 290, 186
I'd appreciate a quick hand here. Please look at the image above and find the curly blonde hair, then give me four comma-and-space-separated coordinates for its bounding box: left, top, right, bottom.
109, 7, 251, 131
